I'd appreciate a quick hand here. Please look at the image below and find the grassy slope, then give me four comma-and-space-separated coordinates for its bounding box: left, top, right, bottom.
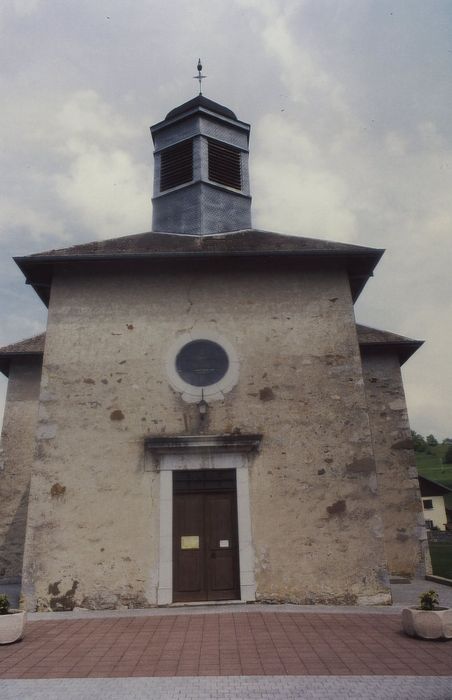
415, 443, 452, 579
415, 443, 452, 509
428, 543, 452, 579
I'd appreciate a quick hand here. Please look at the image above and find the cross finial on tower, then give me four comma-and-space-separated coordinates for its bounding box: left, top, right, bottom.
193, 58, 206, 95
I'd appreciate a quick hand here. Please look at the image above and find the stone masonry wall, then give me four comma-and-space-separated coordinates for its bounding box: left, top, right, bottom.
0, 357, 42, 581
361, 351, 429, 578
22, 262, 391, 610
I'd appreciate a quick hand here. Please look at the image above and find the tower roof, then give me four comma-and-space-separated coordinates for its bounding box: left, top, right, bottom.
165, 95, 237, 122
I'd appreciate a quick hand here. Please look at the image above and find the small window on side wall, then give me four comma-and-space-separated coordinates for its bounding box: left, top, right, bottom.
423, 499, 433, 510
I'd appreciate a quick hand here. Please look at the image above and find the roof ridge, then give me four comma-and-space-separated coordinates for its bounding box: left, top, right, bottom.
356, 323, 422, 344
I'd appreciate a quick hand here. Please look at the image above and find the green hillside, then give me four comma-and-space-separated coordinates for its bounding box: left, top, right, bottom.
413, 438, 452, 580
415, 443, 452, 508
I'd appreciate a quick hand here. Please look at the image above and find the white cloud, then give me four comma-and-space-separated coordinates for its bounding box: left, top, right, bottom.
56, 90, 137, 144
0, 199, 66, 243
53, 90, 150, 238
55, 142, 149, 238
0, 89, 150, 244
252, 114, 356, 239
12, 0, 41, 15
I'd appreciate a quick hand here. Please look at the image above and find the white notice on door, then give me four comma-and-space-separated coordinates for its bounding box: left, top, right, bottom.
219, 540, 229, 548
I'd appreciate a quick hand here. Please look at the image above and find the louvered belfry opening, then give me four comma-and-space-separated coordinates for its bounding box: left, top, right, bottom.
208, 140, 242, 190
160, 139, 193, 192
151, 95, 251, 233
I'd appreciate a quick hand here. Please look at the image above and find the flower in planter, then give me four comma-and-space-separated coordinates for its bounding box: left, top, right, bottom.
402, 589, 452, 640
0, 594, 10, 615
419, 590, 439, 611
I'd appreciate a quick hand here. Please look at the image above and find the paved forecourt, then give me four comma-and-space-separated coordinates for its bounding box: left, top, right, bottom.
1, 676, 452, 700
1, 610, 451, 680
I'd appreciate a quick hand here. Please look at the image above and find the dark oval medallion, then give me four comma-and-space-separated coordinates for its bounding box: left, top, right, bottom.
176, 339, 229, 387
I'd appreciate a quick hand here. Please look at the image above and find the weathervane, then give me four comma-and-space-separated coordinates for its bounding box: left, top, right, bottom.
193, 58, 206, 95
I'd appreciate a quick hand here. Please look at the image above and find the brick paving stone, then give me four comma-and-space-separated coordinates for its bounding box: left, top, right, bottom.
1, 611, 452, 681
7, 675, 452, 699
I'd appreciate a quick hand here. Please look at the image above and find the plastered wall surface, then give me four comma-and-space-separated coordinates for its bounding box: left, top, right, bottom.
422, 495, 448, 531
22, 263, 391, 610
0, 357, 42, 581
362, 352, 429, 578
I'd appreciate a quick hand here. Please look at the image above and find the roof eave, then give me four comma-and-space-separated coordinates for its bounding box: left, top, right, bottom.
150, 107, 250, 141
359, 340, 424, 365
0, 352, 43, 378
14, 246, 383, 306
419, 474, 452, 496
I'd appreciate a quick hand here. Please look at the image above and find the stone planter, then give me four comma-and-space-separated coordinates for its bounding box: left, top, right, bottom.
402, 607, 452, 640
0, 611, 26, 644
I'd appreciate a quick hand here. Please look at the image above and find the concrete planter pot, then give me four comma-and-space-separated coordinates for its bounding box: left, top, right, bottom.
0, 611, 26, 644
402, 607, 452, 640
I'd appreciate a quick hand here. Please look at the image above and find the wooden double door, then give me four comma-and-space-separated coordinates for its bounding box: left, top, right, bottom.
173, 469, 240, 603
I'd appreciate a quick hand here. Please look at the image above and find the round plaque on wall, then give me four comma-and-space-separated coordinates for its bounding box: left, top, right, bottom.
175, 339, 229, 387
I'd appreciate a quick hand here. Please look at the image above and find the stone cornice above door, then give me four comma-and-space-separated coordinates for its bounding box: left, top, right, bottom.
144, 434, 262, 472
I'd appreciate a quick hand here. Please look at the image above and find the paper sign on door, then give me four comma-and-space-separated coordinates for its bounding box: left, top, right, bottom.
181, 536, 199, 550
219, 540, 229, 548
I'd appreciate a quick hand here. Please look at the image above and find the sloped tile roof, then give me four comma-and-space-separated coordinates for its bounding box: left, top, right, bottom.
0, 333, 45, 354
27, 229, 381, 259
0, 333, 45, 377
14, 230, 384, 307
357, 324, 423, 365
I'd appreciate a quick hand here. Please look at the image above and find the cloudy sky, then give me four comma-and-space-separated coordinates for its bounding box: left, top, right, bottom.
1, 0, 451, 439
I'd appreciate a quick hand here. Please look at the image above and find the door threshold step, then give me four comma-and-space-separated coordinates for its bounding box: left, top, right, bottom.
169, 599, 246, 608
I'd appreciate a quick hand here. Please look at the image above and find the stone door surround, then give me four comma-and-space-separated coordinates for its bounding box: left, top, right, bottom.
145, 434, 261, 605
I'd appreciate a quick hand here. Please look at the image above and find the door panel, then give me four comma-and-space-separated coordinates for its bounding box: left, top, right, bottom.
173, 493, 206, 600
206, 493, 238, 598
172, 471, 240, 603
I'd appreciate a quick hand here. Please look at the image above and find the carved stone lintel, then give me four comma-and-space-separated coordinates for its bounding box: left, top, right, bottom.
145, 433, 262, 455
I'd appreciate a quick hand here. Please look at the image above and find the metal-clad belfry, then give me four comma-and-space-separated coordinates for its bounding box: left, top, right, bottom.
151, 94, 252, 235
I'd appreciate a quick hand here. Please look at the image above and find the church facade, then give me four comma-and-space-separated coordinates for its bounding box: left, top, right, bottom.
0, 95, 428, 611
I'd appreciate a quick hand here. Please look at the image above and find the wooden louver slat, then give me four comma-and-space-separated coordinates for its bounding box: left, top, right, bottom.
160, 140, 193, 191
208, 141, 241, 190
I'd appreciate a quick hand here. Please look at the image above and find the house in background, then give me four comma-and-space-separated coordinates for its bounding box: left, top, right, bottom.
419, 475, 452, 531
0, 92, 428, 611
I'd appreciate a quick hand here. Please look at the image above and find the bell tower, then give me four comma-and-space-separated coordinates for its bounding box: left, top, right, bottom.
150, 68, 251, 235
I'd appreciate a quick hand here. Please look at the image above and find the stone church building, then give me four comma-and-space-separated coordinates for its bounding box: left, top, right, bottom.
0, 94, 427, 611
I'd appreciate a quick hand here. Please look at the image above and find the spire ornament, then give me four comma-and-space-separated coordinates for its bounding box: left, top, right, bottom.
193, 58, 206, 95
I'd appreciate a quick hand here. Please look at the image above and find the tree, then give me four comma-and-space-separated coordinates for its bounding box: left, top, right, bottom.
426, 434, 438, 447
444, 445, 452, 465
411, 430, 427, 452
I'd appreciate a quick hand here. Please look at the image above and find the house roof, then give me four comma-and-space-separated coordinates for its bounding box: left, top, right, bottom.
0, 333, 45, 377
14, 229, 384, 306
418, 475, 452, 497
356, 323, 423, 365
